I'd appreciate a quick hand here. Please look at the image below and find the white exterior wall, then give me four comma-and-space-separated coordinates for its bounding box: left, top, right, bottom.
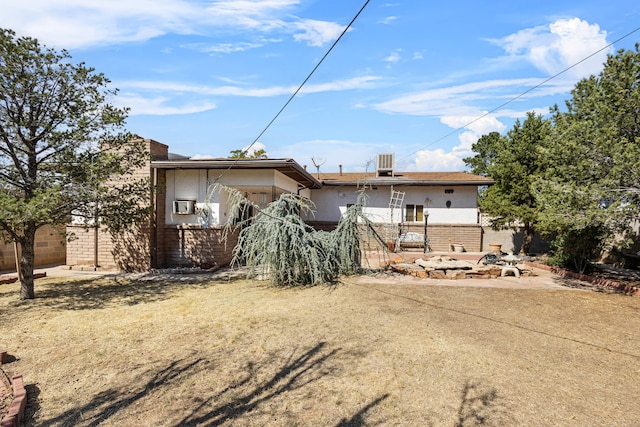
165, 169, 303, 226
308, 185, 479, 224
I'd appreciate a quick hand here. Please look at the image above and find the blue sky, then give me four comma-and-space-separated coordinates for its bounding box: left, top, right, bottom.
3, 1, 640, 172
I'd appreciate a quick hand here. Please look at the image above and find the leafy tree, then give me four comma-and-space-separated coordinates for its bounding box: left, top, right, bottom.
533, 45, 640, 271
0, 29, 150, 299
229, 148, 267, 159
464, 113, 550, 254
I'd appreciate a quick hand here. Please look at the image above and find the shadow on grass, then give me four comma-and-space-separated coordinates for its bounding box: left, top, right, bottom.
23, 383, 41, 426
454, 380, 512, 426
33, 342, 351, 426
552, 275, 627, 294
335, 393, 389, 427
177, 342, 339, 426
35, 357, 206, 427
4, 271, 238, 315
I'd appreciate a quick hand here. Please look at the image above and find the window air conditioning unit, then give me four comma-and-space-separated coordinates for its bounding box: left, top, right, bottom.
377, 153, 394, 176
173, 200, 195, 215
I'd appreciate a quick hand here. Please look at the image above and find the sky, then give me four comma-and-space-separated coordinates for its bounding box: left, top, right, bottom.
2, 1, 640, 173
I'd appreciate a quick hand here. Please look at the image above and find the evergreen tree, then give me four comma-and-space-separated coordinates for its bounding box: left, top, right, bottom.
464, 113, 550, 254
0, 29, 150, 298
534, 45, 640, 271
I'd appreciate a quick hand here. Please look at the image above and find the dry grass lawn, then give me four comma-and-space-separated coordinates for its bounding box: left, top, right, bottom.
1, 270, 639, 426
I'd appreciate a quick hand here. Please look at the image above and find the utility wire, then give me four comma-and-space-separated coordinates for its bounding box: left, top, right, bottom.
399, 24, 640, 162
214, 0, 371, 182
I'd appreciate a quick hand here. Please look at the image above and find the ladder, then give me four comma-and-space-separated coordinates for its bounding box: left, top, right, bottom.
386, 190, 405, 248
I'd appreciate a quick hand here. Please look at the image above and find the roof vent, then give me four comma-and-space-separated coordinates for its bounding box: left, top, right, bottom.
377, 153, 394, 176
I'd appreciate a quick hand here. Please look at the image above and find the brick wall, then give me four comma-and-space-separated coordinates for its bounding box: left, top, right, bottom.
307, 221, 484, 252
154, 169, 167, 267
65, 141, 240, 271
65, 224, 152, 271
0, 224, 66, 271
65, 138, 167, 272
161, 225, 239, 268
423, 224, 483, 252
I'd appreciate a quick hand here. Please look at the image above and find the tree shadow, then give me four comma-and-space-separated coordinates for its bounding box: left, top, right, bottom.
23, 383, 41, 426
31, 342, 343, 426
454, 380, 512, 426
177, 341, 339, 426
335, 393, 389, 427
4, 271, 236, 316
35, 357, 206, 426
552, 274, 627, 294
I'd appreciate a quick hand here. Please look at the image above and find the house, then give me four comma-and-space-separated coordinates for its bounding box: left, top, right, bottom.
306, 154, 494, 252
65, 140, 493, 271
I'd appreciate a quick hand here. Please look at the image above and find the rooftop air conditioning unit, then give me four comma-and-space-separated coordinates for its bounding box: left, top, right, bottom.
377, 153, 394, 176
173, 200, 195, 215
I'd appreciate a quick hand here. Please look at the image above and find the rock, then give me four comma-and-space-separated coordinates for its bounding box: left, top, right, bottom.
446, 270, 467, 280
429, 270, 447, 279
390, 256, 404, 265
415, 258, 474, 270
390, 263, 424, 277
466, 272, 491, 279
475, 266, 502, 277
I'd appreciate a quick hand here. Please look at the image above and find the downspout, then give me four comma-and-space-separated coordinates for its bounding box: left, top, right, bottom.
151, 166, 158, 268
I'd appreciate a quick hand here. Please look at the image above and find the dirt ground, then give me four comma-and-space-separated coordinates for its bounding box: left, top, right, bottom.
1, 268, 639, 426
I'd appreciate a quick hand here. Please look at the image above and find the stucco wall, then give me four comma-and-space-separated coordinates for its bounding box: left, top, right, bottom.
481, 227, 551, 255
308, 185, 480, 224
164, 169, 304, 226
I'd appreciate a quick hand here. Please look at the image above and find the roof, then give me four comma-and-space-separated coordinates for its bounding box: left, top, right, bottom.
151, 157, 322, 189
317, 171, 494, 186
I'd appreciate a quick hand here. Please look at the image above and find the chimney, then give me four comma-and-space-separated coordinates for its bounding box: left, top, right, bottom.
339, 165, 343, 176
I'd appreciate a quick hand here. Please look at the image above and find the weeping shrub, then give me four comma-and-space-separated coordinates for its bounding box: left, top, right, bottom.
212, 185, 382, 286
234, 194, 334, 286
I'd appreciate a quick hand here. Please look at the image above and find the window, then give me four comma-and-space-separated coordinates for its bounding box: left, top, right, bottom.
444, 189, 454, 194
405, 204, 424, 222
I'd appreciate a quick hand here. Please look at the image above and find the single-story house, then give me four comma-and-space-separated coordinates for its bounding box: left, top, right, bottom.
66, 139, 494, 271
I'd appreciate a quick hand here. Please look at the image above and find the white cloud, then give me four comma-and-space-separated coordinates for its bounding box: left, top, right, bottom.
373, 77, 544, 116
403, 114, 507, 172
0, 0, 344, 49
292, 19, 346, 47
440, 114, 506, 141
189, 41, 266, 55
378, 16, 397, 24
1, 0, 202, 49
117, 75, 381, 97
190, 154, 217, 160
384, 49, 402, 65
114, 93, 216, 115
495, 17, 611, 79
114, 75, 381, 116
412, 149, 466, 172
242, 141, 268, 157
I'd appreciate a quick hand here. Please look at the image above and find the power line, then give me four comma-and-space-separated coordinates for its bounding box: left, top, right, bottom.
399, 24, 640, 162
214, 0, 371, 182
